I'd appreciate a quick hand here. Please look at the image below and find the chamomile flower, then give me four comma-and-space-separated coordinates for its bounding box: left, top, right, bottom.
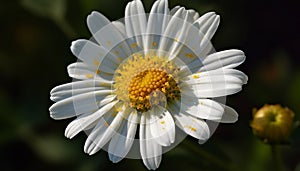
49, 0, 248, 170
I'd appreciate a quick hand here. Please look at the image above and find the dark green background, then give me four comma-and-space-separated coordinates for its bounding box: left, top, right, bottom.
0, 0, 299, 170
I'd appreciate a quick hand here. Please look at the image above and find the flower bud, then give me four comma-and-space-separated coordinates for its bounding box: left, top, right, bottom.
251, 104, 294, 144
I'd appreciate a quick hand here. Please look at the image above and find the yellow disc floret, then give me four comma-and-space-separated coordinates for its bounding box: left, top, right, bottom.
113, 52, 180, 112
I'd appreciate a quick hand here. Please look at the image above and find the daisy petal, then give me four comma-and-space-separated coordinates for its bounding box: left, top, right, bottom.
70, 39, 119, 73
158, 8, 192, 57
182, 78, 243, 98
87, 11, 132, 55
125, 0, 147, 48
64, 100, 118, 139
170, 6, 180, 16
200, 49, 246, 71
50, 80, 111, 102
112, 21, 126, 36
145, 0, 169, 51
67, 62, 114, 80
188, 9, 200, 21
49, 90, 115, 120
108, 110, 139, 163
220, 105, 239, 123
169, 104, 210, 140
84, 105, 125, 155
149, 106, 175, 146
193, 12, 220, 47
181, 69, 246, 98
180, 97, 226, 122
140, 113, 162, 170
186, 68, 248, 84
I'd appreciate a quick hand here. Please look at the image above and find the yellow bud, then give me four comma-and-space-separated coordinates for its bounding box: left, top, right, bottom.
251, 104, 294, 144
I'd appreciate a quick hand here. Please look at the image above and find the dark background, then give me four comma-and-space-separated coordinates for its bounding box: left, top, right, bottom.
0, 0, 299, 170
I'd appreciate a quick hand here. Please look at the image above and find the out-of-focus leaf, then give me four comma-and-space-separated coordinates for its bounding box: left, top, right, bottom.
24, 131, 77, 163
21, 0, 66, 21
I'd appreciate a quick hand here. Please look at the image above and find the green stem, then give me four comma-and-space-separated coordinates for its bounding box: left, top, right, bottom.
271, 145, 285, 171
54, 18, 77, 39
182, 140, 238, 171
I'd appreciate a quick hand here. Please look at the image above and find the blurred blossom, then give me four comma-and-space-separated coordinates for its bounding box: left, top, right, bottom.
251, 104, 294, 144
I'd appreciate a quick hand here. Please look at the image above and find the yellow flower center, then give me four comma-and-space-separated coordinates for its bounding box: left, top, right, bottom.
113, 52, 180, 112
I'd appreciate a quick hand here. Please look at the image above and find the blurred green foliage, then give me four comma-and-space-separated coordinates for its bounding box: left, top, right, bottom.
0, 0, 299, 171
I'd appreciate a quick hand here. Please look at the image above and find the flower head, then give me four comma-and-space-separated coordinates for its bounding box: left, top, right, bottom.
251, 104, 294, 144
49, 0, 247, 170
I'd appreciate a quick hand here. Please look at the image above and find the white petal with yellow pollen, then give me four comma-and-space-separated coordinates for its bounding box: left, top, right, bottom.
50, 80, 112, 102
67, 62, 113, 80
158, 7, 192, 58
125, 0, 147, 48
149, 106, 175, 146
84, 105, 125, 155
200, 49, 246, 71
70, 39, 119, 73
108, 110, 139, 163
184, 68, 248, 85
169, 103, 210, 140
49, 90, 115, 120
145, 0, 169, 51
140, 113, 162, 170
181, 75, 244, 98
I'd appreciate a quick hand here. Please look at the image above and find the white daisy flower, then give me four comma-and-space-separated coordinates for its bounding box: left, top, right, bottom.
49, 0, 248, 170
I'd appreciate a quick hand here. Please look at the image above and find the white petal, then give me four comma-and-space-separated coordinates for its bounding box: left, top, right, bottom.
145, 0, 169, 51
49, 90, 114, 120
87, 11, 132, 56
183, 72, 244, 86
70, 39, 119, 74
67, 62, 114, 80
170, 13, 219, 75
181, 68, 247, 98
188, 9, 199, 21
112, 21, 126, 35
169, 103, 210, 140
125, 0, 147, 49
149, 106, 175, 146
220, 105, 238, 123
186, 68, 248, 85
179, 96, 226, 122
108, 110, 139, 163
140, 113, 162, 170
170, 6, 180, 16
50, 80, 112, 102
200, 49, 246, 71
182, 79, 243, 98
158, 7, 192, 57
193, 12, 220, 47
64, 100, 118, 139
84, 105, 125, 155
